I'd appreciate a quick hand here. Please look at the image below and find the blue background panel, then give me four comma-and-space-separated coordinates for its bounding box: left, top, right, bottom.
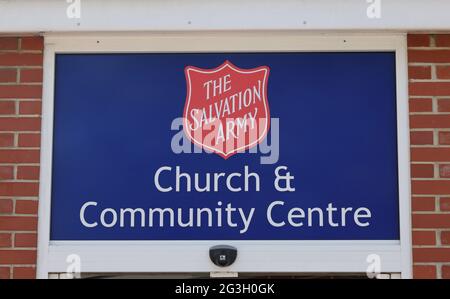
50, 52, 399, 240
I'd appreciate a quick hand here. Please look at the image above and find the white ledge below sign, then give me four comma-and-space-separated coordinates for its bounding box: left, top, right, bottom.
47, 240, 401, 273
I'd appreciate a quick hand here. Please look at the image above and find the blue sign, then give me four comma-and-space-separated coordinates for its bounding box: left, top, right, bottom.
50, 52, 399, 240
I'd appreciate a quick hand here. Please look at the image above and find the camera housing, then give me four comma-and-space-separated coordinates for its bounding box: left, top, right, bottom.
209, 245, 237, 267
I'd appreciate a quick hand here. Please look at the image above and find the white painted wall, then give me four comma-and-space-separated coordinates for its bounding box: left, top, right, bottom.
0, 0, 450, 33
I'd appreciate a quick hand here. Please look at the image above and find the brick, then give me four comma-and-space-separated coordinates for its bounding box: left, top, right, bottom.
411, 164, 434, 178
0, 150, 40, 163
0, 166, 14, 180
0, 101, 15, 115
0, 266, 10, 279
441, 231, 450, 245
413, 265, 436, 279
439, 164, 450, 178
441, 197, 450, 211
437, 66, 450, 79
410, 131, 433, 145
443, 265, 450, 279
435, 35, 450, 47
14, 233, 37, 248
412, 180, 450, 194
0, 53, 42, 66
0, 182, 39, 196
0, 216, 37, 231
409, 98, 433, 112
13, 266, 36, 279
413, 248, 450, 262
408, 35, 430, 47
18, 133, 40, 147
410, 82, 450, 97
408, 50, 450, 63
0, 38, 18, 50
439, 131, 450, 145
412, 197, 435, 211
0, 233, 12, 248
0, 85, 42, 98
0, 198, 14, 214
410, 115, 450, 128
19, 101, 41, 115
0, 250, 36, 264
409, 66, 432, 79
15, 200, 38, 215
412, 230, 436, 245
438, 99, 450, 112
0, 69, 17, 83
20, 69, 42, 83
412, 148, 450, 161
0, 118, 41, 131
0, 199, 13, 214
20, 37, 43, 51
413, 214, 450, 228
17, 166, 40, 180
0, 133, 14, 147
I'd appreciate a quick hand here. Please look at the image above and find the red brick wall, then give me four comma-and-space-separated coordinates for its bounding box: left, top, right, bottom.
1, 34, 450, 279
0, 36, 42, 279
409, 34, 450, 279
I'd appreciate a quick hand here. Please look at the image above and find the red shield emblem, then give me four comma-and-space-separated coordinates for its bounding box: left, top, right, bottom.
183, 61, 270, 159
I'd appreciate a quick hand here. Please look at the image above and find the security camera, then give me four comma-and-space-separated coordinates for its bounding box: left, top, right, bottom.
209, 245, 237, 267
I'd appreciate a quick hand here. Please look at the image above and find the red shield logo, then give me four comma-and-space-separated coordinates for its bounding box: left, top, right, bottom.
183, 61, 270, 159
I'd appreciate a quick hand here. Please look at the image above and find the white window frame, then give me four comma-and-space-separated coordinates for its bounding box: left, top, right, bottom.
37, 32, 412, 278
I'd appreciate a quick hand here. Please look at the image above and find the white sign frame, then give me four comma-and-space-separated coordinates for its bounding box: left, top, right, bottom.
37, 32, 411, 278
